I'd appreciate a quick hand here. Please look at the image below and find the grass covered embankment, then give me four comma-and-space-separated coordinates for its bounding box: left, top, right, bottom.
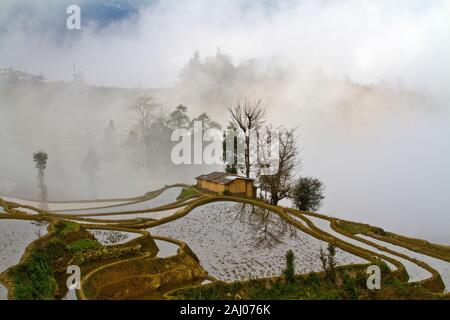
176, 186, 202, 202
171, 262, 442, 300
4, 220, 98, 299
335, 220, 450, 262
3, 220, 155, 300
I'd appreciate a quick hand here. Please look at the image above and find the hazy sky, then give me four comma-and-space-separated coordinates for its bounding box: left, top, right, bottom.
0, 0, 449, 94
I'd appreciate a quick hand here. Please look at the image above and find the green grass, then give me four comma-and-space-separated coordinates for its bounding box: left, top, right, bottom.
69, 239, 100, 253
6, 220, 103, 300
173, 274, 350, 300
177, 186, 202, 201
57, 220, 80, 236
172, 266, 438, 300
335, 220, 386, 236
336, 219, 450, 261
10, 250, 57, 300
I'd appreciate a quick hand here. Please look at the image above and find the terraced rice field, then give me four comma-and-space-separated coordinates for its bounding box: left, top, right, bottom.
304, 215, 433, 282
12, 207, 40, 215
0, 220, 48, 273
1, 185, 449, 300
358, 234, 450, 291
1, 196, 131, 211
80, 206, 185, 221
52, 187, 183, 215
89, 230, 141, 245
151, 202, 367, 282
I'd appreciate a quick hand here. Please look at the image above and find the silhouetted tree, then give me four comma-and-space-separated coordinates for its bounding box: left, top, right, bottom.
81, 145, 101, 197
292, 177, 325, 211
33, 150, 48, 209
103, 120, 117, 159
132, 96, 158, 169
191, 112, 221, 131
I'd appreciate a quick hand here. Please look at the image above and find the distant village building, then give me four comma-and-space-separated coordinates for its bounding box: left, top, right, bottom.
0, 68, 44, 84
196, 171, 255, 198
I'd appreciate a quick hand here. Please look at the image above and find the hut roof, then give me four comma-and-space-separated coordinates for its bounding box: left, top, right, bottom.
196, 171, 254, 185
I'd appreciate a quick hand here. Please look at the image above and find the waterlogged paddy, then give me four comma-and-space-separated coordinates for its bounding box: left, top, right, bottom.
151, 202, 366, 282
0, 284, 7, 300
358, 235, 450, 291
0, 197, 42, 209
46, 200, 131, 211
0, 220, 48, 272
297, 214, 399, 270
305, 215, 432, 282
81, 206, 185, 221
154, 239, 179, 258
13, 207, 40, 215
53, 187, 183, 215
89, 230, 141, 245
1, 196, 132, 211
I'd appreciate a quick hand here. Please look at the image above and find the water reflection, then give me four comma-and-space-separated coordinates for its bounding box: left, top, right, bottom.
231, 203, 297, 249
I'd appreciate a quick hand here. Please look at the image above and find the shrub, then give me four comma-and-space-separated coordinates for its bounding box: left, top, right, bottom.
342, 274, 359, 299
283, 250, 295, 283
305, 273, 321, 287
292, 177, 325, 211
319, 244, 337, 282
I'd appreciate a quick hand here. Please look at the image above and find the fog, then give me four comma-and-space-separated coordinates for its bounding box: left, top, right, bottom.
0, 0, 449, 244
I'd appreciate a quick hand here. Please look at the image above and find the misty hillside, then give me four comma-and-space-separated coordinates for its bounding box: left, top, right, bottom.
1, 49, 449, 244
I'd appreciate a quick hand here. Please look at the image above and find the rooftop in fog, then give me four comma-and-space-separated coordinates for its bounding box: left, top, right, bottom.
196, 171, 253, 185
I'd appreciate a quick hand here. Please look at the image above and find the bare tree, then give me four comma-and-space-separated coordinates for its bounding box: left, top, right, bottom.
260, 127, 300, 206
228, 98, 265, 178
132, 96, 157, 169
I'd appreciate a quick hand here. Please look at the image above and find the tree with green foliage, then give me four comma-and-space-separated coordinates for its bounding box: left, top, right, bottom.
33, 150, 48, 209
283, 250, 295, 283
191, 112, 221, 131
292, 176, 325, 211
167, 104, 190, 129
319, 244, 337, 282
